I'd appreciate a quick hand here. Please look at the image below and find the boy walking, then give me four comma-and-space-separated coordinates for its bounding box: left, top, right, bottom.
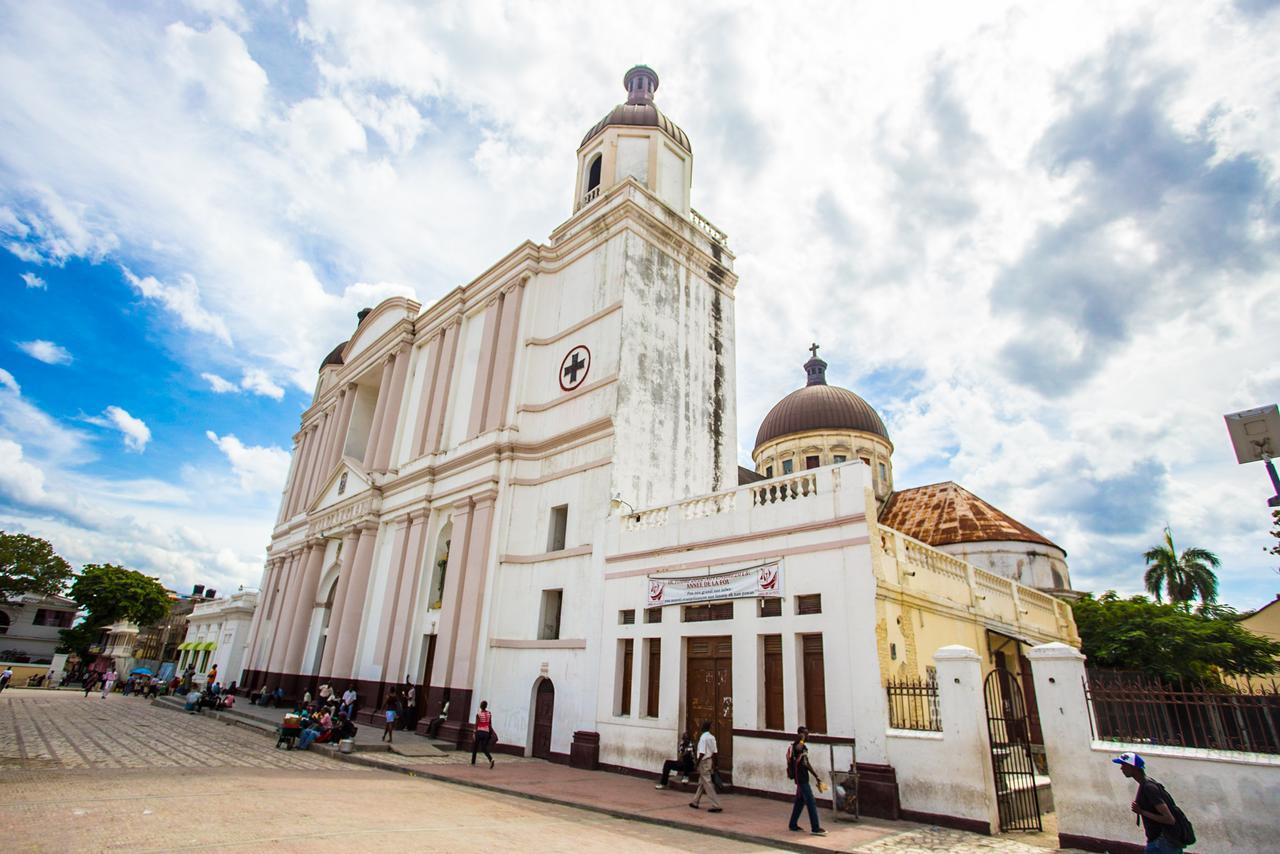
787, 727, 827, 836
1114, 752, 1189, 853
688, 720, 723, 813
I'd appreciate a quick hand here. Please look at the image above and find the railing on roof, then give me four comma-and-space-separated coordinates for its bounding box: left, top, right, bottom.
581, 185, 602, 206
874, 523, 1076, 643
690, 208, 727, 245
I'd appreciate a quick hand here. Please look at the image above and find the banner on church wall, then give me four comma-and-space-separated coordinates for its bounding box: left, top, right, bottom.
646, 561, 783, 607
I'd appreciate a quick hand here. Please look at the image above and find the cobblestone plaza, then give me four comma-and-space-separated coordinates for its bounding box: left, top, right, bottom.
0, 690, 1071, 852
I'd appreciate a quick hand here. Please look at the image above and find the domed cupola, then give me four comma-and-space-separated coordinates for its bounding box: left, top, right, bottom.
574, 66, 693, 217
752, 346, 895, 500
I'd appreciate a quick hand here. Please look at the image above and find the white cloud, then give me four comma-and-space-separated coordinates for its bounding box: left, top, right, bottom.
239, 368, 284, 399
84, 405, 152, 452
20, 271, 46, 289
0, 438, 50, 505
164, 21, 267, 130
0, 368, 18, 393
205, 430, 290, 493
123, 268, 232, 344
201, 371, 238, 393
16, 339, 72, 365
201, 368, 283, 398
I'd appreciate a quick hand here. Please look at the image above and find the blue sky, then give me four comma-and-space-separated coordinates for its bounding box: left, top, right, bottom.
1, 0, 1278, 609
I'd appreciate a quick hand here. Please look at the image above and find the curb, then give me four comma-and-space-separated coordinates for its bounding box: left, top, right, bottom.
150, 697, 842, 854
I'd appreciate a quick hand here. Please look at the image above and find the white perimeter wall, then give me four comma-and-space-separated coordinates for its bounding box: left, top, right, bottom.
1028, 643, 1280, 853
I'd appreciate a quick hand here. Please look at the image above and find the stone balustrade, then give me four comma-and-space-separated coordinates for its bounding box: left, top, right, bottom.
875, 522, 1070, 642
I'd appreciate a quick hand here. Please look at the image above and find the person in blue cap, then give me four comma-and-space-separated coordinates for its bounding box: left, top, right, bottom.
1113, 752, 1185, 852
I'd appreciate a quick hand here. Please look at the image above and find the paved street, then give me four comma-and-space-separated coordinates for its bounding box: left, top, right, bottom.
0, 689, 1069, 852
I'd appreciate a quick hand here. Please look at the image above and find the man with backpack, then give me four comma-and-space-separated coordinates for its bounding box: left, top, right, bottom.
786, 726, 828, 836
1113, 752, 1194, 852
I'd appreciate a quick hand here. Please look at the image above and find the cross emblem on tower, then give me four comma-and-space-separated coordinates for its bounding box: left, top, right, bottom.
559, 345, 591, 391
809, 342, 820, 359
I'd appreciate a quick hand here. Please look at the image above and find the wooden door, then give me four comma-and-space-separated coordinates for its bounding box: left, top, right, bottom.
802, 634, 827, 733
532, 679, 555, 758
686, 636, 733, 771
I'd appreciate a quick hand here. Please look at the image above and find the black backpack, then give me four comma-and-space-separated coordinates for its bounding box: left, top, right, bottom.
785, 743, 798, 780
1150, 779, 1196, 847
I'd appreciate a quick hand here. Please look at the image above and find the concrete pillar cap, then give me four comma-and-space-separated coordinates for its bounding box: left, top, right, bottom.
933, 645, 980, 661
1026, 642, 1085, 661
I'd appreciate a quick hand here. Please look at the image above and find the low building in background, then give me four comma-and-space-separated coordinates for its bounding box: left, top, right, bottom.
177, 589, 258, 686
0, 593, 79, 667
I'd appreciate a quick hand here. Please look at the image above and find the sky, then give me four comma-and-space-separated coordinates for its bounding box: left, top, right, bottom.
1, 0, 1278, 610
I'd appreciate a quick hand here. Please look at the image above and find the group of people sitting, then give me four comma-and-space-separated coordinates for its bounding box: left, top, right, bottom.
282, 695, 359, 750
184, 681, 237, 713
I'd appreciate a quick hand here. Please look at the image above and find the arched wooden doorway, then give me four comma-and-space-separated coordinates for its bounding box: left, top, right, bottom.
532, 679, 555, 759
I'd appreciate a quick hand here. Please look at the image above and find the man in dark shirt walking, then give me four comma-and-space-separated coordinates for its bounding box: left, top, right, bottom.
1114, 752, 1182, 853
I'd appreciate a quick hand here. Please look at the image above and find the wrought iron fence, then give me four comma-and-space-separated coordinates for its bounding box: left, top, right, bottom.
1085, 670, 1280, 755
887, 676, 942, 731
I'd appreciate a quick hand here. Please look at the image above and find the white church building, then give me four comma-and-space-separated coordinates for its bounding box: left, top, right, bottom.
242, 66, 1078, 818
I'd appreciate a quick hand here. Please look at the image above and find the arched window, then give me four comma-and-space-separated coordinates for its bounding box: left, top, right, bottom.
586, 154, 602, 196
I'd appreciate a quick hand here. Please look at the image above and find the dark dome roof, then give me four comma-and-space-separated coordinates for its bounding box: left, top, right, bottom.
754, 350, 890, 449
320, 341, 346, 370
581, 65, 690, 152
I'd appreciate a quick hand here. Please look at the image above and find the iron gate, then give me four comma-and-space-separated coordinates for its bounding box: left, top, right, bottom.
983, 667, 1042, 832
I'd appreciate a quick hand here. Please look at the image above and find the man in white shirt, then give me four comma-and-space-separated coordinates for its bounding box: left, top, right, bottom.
688, 720, 723, 812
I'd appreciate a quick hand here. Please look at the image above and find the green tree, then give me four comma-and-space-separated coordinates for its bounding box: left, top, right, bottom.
68, 564, 171, 626
0, 531, 73, 599
1071, 592, 1280, 683
1142, 527, 1220, 608
58, 564, 171, 656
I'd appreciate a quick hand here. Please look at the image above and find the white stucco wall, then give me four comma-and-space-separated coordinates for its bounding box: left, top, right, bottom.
937, 540, 1070, 592
886, 646, 1000, 831
1028, 643, 1280, 852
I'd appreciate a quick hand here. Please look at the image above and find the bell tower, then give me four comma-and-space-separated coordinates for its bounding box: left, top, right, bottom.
573, 65, 693, 217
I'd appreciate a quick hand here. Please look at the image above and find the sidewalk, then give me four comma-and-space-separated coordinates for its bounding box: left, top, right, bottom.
341, 754, 997, 853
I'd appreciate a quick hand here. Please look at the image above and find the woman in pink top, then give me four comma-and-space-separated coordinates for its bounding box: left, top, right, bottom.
471, 700, 496, 768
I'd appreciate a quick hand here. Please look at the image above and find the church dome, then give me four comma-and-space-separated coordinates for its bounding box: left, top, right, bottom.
581, 65, 691, 152
754, 351, 889, 450
320, 340, 346, 370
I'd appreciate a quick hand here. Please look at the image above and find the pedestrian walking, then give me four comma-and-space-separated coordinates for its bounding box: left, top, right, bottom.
382, 697, 398, 743
688, 720, 723, 812
0, 666, 13, 693
82, 672, 98, 697
101, 669, 117, 698
471, 700, 496, 768
786, 726, 827, 836
1114, 752, 1195, 853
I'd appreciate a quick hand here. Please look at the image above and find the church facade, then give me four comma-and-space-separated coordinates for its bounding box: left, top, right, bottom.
242, 66, 1077, 807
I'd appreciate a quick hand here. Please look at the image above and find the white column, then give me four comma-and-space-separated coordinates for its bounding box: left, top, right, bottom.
363, 357, 396, 470
373, 343, 411, 471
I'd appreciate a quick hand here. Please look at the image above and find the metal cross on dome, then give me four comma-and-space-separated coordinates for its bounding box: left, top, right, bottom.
809, 342, 820, 359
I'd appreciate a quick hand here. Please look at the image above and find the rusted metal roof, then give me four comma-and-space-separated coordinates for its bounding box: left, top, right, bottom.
878, 481, 1062, 551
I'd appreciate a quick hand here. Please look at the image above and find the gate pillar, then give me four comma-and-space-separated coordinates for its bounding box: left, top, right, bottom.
934, 645, 1001, 835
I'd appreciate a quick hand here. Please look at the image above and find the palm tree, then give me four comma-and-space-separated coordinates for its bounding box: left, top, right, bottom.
1143, 527, 1220, 609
